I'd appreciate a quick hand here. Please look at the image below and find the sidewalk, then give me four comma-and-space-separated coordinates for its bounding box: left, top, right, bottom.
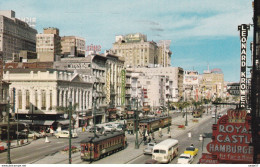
33, 106, 228, 164
0, 138, 32, 151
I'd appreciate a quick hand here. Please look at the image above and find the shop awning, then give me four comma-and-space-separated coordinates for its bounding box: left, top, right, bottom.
56, 120, 70, 125
33, 120, 55, 126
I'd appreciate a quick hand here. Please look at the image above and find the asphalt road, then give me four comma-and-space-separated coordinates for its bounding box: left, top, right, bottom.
128, 107, 229, 164
0, 133, 89, 164
0, 105, 229, 164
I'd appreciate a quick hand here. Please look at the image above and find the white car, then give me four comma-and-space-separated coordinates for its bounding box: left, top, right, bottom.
55, 130, 78, 138
28, 131, 43, 138
103, 124, 116, 132
143, 143, 156, 155
177, 154, 194, 164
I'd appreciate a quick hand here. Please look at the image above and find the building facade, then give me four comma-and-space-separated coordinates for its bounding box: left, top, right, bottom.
54, 54, 107, 123
3, 69, 93, 128
112, 33, 171, 68
36, 27, 61, 62
61, 36, 85, 57
183, 70, 199, 101
105, 52, 125, 120
0, 10, 37, 61
201, 68, 224, 100
129, 67, 184, 102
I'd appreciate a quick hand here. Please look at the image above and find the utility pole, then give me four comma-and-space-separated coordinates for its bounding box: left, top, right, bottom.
185, 106, 188, 126
6, 97, 11, 164
68, 98, 72, 164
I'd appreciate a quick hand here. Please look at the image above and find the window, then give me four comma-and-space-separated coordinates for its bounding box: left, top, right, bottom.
42, 90, 46, 110
26, 90, 30, 109
18, 90, 22, 109
35, 91, 38, 110
50, 90, 52, 110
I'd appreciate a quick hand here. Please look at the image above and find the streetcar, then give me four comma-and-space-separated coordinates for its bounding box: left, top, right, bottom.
80, 131, 126, 161
128, 116, 171, 134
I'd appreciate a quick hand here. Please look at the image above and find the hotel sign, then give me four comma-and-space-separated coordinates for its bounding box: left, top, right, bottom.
238, 24, 250, 108
67, 62, 90, 69
202, 109, 253, 163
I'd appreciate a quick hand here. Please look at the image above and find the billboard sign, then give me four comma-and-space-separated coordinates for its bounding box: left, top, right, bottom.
238, 24, 250, 108
202, 109, 253, 163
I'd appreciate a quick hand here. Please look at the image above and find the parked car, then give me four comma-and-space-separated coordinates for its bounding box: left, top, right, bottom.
86, 126, 102, 133
212, 113, 216, 118
27, 131, 43, 138
55, 130, 78, 138
103, 124, 116, 132
177, 154, 194, 164
143, 142, 156, 155
184, 146, 198, 157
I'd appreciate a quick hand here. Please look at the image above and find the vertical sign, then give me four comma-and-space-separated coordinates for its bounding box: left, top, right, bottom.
106, 69, 111, 104
121, 70, 126, 105
238, 24, 250, 108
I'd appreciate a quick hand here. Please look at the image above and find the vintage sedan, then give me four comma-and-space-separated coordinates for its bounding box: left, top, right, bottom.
55, 130, 78, 138
177, 154, 194, 164
143, 143, 156, 155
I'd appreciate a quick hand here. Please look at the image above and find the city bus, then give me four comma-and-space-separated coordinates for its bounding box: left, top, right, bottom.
152, 138, 179, 163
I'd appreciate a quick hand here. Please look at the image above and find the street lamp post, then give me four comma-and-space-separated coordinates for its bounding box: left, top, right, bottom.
6, 96, 11, 164
68, 97, 72, 164
134, 97, 139, 149
93, 94, 99, 138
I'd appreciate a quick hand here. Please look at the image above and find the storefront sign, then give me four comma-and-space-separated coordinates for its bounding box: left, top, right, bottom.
106, 70, 110, 103
238, 24, 250, 108
199, 153, 218, 164
203, 109, 253, 163
227, 83, 240, 96
67, 62, 90, 69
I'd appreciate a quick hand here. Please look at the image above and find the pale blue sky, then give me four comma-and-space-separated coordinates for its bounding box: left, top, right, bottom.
0, 0, 253, 82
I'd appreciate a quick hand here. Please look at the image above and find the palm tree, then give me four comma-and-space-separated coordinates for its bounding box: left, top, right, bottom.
172, 101, 190, 118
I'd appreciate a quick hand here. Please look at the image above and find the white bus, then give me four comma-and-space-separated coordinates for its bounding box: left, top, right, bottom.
152, 139, 179, 163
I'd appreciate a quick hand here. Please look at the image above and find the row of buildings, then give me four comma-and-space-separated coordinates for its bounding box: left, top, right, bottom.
0, 10, 228, 130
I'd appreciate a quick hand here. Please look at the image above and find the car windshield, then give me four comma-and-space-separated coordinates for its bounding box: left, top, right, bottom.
186, 147, 195, 151
180, 156, 189, 159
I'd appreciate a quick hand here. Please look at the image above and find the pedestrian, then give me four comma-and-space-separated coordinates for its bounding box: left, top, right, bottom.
148, 136, 151, 143
50, 127, 54, 136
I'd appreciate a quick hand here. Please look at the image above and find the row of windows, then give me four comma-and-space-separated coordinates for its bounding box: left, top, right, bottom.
17, 90, 52, 110
100, 137, 124, 150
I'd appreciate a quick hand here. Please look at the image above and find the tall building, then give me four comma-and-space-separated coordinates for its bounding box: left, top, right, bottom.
129, 67, 183, 102
157, 40, 172, 67
61, 36, 85, 57
201, 68, 224, 99
183, 70, 199, 101
0, 10, 37, 61
112, 33, 172, 68
36, 27, 61, 62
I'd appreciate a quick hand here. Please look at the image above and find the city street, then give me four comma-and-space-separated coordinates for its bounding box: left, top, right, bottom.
0, 105, 229, 164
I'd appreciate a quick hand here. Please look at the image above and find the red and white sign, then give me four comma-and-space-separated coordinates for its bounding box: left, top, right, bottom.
200, 109, 253, 164
199, 153, 218, 164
